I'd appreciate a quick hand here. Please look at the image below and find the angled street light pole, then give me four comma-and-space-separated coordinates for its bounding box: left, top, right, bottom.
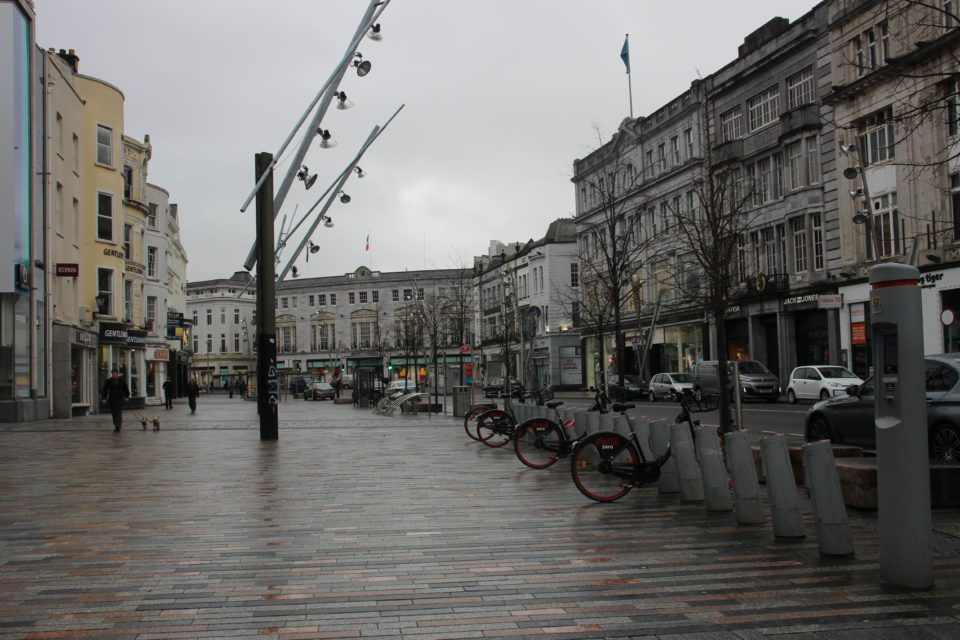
254, 152, 279, 440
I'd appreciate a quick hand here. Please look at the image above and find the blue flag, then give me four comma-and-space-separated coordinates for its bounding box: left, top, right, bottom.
620, 36, 630, 74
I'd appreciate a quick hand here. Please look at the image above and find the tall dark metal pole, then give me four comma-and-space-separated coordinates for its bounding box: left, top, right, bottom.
255, 152, 279, 440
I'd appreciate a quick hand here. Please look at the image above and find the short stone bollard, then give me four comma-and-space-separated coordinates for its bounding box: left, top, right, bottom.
695, 425, 733, 512
724, 430, 765, 525
586, 410, 601, 436
574, 411, 590, 440
613, 414, 631, 438
803, 440, 854, 556
761, 434, 805, 538
670, 421, 704, 502
632, 419, 654, 461
599, 412, 615, 432
650, 420, 679, 494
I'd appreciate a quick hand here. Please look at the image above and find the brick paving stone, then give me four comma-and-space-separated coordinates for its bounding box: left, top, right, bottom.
0, 396, 958, 639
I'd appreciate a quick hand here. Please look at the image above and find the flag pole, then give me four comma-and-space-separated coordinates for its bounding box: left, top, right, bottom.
623, 33, 634, 118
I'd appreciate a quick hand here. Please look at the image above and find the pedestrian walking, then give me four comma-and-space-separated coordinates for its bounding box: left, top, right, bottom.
101, 367, 130, 432
186, 377, 200, 414
239, 380, 247, 400
162, 377, 174, 409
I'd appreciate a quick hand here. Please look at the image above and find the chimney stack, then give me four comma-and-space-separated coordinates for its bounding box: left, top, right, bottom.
55, 48, 79, 73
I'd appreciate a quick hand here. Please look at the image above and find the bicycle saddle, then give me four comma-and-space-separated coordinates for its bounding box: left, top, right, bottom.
612, 403, 635, 412
546, 400, 564, 409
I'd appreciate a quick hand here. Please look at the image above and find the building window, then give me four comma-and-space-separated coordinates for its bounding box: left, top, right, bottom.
645, 150, 654, 177
671, 135, 680, 164
97, 192, 114, 241
747, 86, 780, 131
873, 192, 901, 258
403, 288, 413, 301
206, 334, 212, 353
392, 289, 399, 302
206, 309, 212, 325
192, 310, 198, 326
234, 333, 240, 352
220, 334, 227, 353
123, 166, 133, 199
720, 107, 742, 142
292, 297, 298, 309
220, 308, 226, 324
805, 135, 820, 184
657, 143, 666, 171
684, 128, 694, 159
786, 66, 814, 109
148, 202, 157, 227
372, 290, 379, 303
812, 213, 824, 270
234, 308, 240, 324
349, 292, 356, 304
96, 124, 113, 166
97, 268, 113, 315
417, 288, 424, 300
330, 293, 336, 305
147, 246, 157, 277
791, 218, 808, 273
857, 107, 895, 165
737, 235, 746, 280
570, 263, 579, 288
359, 291, 368, 303
318, 294, 326, 306
281, 297, 288, 309
123, 224, 132, 260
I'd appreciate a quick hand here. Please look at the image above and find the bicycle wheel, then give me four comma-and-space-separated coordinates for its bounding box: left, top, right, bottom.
514, 419, 565, 469
570, 432, 639, 502
464, 406, 490, 441
476, 409, 514, 448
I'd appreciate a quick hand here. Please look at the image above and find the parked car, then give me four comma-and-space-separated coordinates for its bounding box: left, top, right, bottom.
647, 372, 694, 402
483, 377, 522, 399
693, 359, 780, 403
607, 374, 648, 401
288, 376, 314, 395
805, 354, 960, 462
305, 381, 335, 401
340, 374, 354, 389
787, 365, 862, 404
385, 380, 418, 395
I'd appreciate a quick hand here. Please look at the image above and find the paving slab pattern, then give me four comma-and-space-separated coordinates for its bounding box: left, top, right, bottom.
1, 397, 959, 639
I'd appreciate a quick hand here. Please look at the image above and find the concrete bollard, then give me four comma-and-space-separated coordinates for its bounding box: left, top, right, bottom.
670, 421, 704, 502
586, 410, 601, 436
651, 420, 679, 494
612, 414, 631, 437
574, 411, 590, 440
632, 419, 654, 461
516, 404, 526, 422
599, 412, 615, 432
761, 434, 805, 538
804, 441, 854, 556
724, 430, 765, 525
695, 425, 733, 512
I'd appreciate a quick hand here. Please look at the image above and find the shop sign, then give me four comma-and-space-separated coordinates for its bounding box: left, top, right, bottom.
850, 303, 866, 323
103, 248, 125, 259
73, 329, 95, 346
124, 262, 145, 276
147, 348, 170, 361
56, 263, 79, 277
783, 294, 820, 306
818, 294, 842, 309
98, 322, 148, 348
166, 312, 184, 339
851, 323, 867, 345
920, 271, 945, 289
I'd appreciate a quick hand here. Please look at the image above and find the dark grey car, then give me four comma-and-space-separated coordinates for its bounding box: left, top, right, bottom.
804, 354, 960, 462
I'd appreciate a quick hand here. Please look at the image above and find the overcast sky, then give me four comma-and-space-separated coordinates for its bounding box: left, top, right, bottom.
36, 0, 817, 282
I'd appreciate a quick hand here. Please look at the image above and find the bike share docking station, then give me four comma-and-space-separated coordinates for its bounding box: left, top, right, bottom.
869, 263, 933, 589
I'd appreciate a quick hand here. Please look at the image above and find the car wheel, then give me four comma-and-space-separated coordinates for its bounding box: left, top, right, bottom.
819, 389, 830, 401
647, 390, 656, 402
787, 389, 797, 404
930, 423, 960, 462
807, 414, 833, 443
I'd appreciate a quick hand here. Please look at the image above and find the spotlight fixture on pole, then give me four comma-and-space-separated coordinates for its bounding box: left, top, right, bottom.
317, 128, 337, 149
308, 240, 320, 254
338, 191, 351, 204
352, 52, 372, 77
335, 90, 353, 110
297, 165, 318, 190
354, 166, 366, 178
367, 23, 382, 40
840, 143, 880, 258
291, 266, 299, 278
323, 216, 334, 228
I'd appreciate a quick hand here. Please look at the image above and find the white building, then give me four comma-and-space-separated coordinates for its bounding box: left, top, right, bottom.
186, 271, 256, 390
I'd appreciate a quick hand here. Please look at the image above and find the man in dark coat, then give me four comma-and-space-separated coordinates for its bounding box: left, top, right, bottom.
186, 378, 200, 414
162, 377, 174, 409
101, 367, 130, 432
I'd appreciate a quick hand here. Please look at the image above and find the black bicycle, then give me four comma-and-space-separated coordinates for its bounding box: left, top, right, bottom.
463, 403, 497, 441
675, 389, 720, 440
513, 400, 633, 469
570, 406, 673, 503
475, 400, 521, 447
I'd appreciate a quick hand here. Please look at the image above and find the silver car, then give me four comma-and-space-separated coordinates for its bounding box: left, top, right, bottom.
805, 354, 960, 462
647, 372, 694, 402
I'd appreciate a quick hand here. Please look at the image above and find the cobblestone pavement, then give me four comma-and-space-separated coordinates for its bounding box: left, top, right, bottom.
1, 396, 959, 639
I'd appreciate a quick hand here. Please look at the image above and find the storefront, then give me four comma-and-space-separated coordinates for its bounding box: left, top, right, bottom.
641, 321, 704, 375
97, 322, 147, 409
51, 324, 98, 418
145, 347, 169, 405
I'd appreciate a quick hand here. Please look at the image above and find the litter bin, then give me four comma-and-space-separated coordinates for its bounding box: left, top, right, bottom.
453, 385, 471, 417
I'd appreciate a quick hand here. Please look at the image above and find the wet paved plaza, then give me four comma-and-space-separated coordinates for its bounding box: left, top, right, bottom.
1, 395, 959, 639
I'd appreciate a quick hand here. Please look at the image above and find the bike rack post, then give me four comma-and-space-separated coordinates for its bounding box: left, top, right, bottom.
760, 434, 806, 538
695, 425, 733, 512
574, 411, 590, 439
724, 430, 765, 525
650, 420, 679, 494
612, 414, 630, 437
670, 421, 704, 502
803, 440, 854, 556
631, 418, 654, 460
